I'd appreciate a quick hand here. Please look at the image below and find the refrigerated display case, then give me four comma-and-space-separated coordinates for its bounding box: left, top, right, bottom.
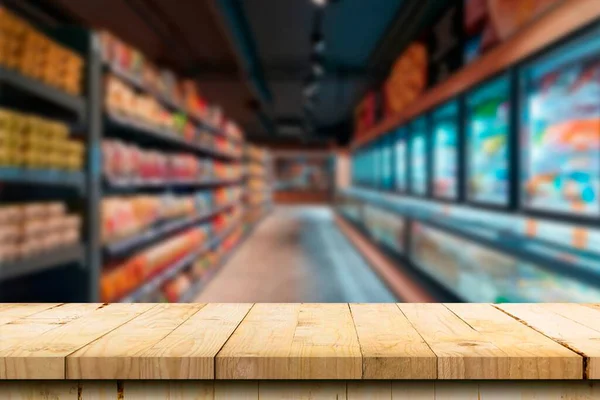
363, 204, 406, 254
409, 117, 429, 196
382, 134, 394, 191
520, 25, 600, 218
432, 100, 460, 200
394, 126, 408, 192
466, 74, 511, 206
409, 221, 600, 302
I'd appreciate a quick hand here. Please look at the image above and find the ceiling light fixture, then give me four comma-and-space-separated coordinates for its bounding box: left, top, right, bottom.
303, 80, 319, 98
311, 32, 326, 54
312, 62, 324, 77
311, 0, 327, 7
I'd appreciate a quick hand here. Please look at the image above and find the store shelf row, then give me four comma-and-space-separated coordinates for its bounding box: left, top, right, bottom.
105, 63, 241, 144
104, 199, 241, 259
0, 66, 86, 122
342, 188, 600, 288
0, 243, 85, 282
105, 113, 242, 161
104, 176, 243, 191
0, 168, 86, 192
118, 215, 244, 303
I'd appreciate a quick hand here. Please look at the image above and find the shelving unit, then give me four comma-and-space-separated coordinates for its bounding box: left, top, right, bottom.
342, 0, 600, 303
0, 4, 258, 303
244, 145, 274, 228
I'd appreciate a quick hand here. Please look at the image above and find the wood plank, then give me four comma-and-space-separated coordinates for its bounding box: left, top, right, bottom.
478, 382, 599, 399
347, 381, 390, 400
79, 381, 118, 400
397, 303, 509, 379
137, 303, 253, 379
539, 304, 600, 333
352, 0, 600, 149
434, 382, 479, 400
0, 304, 61, 325
261, 382, 347, 400
122, 381, 213, 400
496, 304, 600, 379
350, 303, 436, 379
216, 303, 362, 379
0, 381, 78, 399
214, 382, 258, 400
67, 303, 202, 379
445, 303, 582, 379
391, 382, 435, 399
0, 303, 155, 379
0, 304, 107, 352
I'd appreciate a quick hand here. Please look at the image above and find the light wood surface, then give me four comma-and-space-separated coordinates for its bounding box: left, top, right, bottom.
1, 303, 599, 380
216, 303, 362, 379
0, 381, 598, 399
496, 303, 600, 379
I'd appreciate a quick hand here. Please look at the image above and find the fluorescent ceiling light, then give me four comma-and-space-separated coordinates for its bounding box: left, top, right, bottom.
303, 81, 319, 97
312, 63, 324, 77
312, 0, 327, 7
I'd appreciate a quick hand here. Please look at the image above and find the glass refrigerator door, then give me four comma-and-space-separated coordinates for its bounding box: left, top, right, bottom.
395, 127, 408, 192
382, 135, 393, 190
432, 101, 459, 200
410, 117, 429, 196
466, 75, 511, 206
520, 26, 600, 217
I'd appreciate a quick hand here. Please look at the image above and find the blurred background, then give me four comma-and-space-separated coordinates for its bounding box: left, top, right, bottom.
0, 0, 598, 304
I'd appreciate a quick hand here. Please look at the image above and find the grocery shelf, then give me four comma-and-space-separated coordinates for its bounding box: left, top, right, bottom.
104, 176, 243, 191
105, 113, 242, 161
105, 63, 242, 144
118, 217, 244, 303
104, 199, 241, 259
0, 66, 86, 121
0, 168, 85, 192
0, 244, 85, 282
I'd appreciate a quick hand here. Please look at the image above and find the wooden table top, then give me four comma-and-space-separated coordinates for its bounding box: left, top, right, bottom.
0, 303, 599, 380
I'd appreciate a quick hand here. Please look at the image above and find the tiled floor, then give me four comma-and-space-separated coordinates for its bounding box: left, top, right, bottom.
195, 206, 397, 303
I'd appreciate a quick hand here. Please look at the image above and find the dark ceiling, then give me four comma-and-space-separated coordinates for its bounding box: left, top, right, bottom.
13, 0, 421, 144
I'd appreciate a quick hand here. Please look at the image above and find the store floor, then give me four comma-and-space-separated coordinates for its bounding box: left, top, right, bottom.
195, 206, 397, 303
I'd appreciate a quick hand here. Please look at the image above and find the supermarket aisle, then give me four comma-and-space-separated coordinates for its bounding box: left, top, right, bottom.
195, 206, 397, 302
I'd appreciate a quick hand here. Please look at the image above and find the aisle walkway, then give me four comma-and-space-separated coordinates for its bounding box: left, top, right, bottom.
195, 206, 397, 302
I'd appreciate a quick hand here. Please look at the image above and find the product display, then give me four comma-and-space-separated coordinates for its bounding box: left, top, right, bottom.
0, 108, 84, 171
521, 28, 600, 217
100, 226, 208, 302
102, 139, 212, 183
363, 204, 406, 254
0, 7, 84, 95
384, 42, 428, 116
432, 101, 459, 200
394, 127, 408, 191
0, 202, 81, 263
410, 221, 600, 302
409, 118, 428, 196
101, 192, 213, 244
467, 75, 510, 205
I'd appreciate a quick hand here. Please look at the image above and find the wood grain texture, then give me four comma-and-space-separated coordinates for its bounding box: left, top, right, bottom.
123, 381, 213, 400
67, 303, 203, 379
261, 382, 346, 400
399, 303, 532, 379
391, 382, 435, 399
0, 381, 598, 399
78, 381, 118, 400
0, 304, 61, 325
350, 303, 436, 379
0, 303, 155, 379
445, 303, 582, 379
347, 381, 391, 400
214, 382, 258, 400
216, 303, 362, 379
352, 0, 600, 149
0, 304, 105, 352
137, 303, 253, 379
496, 303, 600, 379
